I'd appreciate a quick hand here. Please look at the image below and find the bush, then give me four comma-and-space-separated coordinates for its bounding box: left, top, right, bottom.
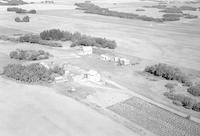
145, 63, 192, 86
183, 14, 198, 19
165, 83, 176, 90
9, 49, 51, 60
22, 16, 30, 22
179, 6, 197, 11
7, 7, 37, 14
192, 103, 200, 112
3, 63, 53, 83
136, 9, 145, 11
29, 10, 36, 14
173, 100, 182, 106
164, 92, 195, 109
15, 17, 21, 22
162, 14, 181, 21
50, 66, 65, 76
160, 7, 183, 13
187, 85, 200, 96
15, 16, 30, 22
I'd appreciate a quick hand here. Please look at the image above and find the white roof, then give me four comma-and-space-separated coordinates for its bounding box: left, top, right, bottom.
88, 70, 98, 75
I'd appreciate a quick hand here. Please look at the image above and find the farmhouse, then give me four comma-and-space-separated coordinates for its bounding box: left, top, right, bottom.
100, 54, 113, 61
119, 58, 130, 65
80, 46, 93, 55
84, 70, 101, 82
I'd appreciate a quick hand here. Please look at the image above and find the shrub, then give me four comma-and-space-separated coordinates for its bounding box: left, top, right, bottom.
136, 9, 145, 11
165, 83, 176, 90
160, 7, 183, 13
187, 85, 200, 96
145, 63, 192, 86
164, 92, 195, 109
7, 7, 37, 14
22, 16, 30, 22
179, 6, 197, 11
192, 103, 200, 112
7, 7, 20, 12
3, 63, 54, 83
183, 14, 198, 19
50, 66, 65, 76
173, 100, 182, 106
15, 17, 21, 22
162, 14, 181, 21
9, 49, 51, 60
29, 10, 36, 14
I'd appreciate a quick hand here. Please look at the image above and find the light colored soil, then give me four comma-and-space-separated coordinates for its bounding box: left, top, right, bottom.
0, 77, 139, 136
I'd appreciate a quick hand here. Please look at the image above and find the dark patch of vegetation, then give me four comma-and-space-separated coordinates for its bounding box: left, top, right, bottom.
10, 49, 51, 60
162, 14, 181, 21
75, 2, 164, 23
179, 6, 197, 11
192, 103, 200, 112
40, 29, 117, 49
164, 92, 196, 109
49, 65, 65, 76
0, 35, 18, 42
165, 83, 177, 91
7, 7, 36, 14
19, 34, 62, 47
143, 5, 167, 9
136, 8, 145, 11
160, 7, 183, 13
15, 16, 30, 22
183, 14, 198, 19
187, 85, 200, 96
172, 100, 182, 106
40, 29, 65, 40
145, 63, 192, 86
3, 63, 65, 83
3, 63, 54, 83
0, 0, 27, 5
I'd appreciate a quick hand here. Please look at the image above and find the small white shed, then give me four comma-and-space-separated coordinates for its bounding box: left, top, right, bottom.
85, 70, 101, 82
80, 46, 93, 55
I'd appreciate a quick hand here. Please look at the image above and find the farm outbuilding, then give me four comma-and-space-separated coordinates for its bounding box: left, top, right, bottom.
80, 46, 93, 55
119, 58, 130, 65
84, 70, 101, 82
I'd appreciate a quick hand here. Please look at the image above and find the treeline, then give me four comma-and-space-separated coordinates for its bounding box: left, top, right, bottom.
3, 63, 65, 83
15, 16, 30, 22
40, 29, 117, 49
75, 2, 164, 23
164, 92, 200, 112
145, 63, 192, 86
19, 34, 62, 47
0, 0, 27, 5
10, 49, 51, 60
7, 7, 36, 14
